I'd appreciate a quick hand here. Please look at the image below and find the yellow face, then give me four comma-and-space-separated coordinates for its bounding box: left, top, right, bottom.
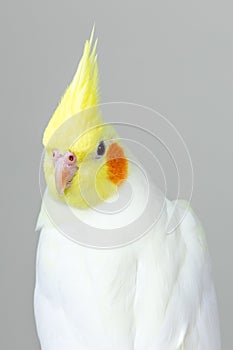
44, 113, 128, 208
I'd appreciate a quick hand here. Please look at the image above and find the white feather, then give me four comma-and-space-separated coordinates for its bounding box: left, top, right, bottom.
34, 171, 221, 349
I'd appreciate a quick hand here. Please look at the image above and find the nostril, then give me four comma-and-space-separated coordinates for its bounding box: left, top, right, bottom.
52, 151, 76, 164
66, 152, 76, 164
52, 150, 59, 159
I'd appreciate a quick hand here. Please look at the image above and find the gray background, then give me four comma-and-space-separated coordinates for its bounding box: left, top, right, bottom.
1, 0, 232, 348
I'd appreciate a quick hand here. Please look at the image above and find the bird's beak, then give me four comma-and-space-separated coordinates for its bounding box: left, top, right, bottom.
53, 151, 78, 195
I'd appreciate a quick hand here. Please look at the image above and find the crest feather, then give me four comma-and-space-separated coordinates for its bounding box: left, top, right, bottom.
43, 28, 99, 147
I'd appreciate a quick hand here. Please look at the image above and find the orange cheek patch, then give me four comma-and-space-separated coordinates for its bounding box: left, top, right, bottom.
106, 143, 128, 185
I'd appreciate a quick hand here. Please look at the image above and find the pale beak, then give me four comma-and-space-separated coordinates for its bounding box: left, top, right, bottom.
52, 151, 78, 195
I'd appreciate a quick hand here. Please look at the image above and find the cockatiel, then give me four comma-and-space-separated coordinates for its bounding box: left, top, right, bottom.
34, 31, 221, 350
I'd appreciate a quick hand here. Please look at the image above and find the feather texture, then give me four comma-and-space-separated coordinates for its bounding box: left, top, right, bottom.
43, 28, 99, 148
35, 170, 221, 350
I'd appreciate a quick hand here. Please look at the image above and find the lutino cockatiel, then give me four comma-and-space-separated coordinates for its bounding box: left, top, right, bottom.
35, 31, 221, 350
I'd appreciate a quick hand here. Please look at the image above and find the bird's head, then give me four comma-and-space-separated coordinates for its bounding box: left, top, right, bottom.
43, 31, 128, 208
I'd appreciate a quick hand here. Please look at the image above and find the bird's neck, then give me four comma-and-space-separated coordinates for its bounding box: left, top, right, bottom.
41, 163, 166, 248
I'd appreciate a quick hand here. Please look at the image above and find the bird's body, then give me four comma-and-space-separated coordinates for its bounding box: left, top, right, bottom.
35, 167, 220, 350
34, 30, 221, 349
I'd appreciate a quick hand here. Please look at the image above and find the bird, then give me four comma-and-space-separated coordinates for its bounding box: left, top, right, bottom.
34, 30, 221, 350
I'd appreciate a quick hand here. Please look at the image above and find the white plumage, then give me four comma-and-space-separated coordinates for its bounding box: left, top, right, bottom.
35, 166, 221, 349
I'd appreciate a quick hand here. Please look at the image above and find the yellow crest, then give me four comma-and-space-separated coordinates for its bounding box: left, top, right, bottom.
43, 28, 100, 148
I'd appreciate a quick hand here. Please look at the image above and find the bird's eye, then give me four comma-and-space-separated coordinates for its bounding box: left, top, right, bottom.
97, 141, 105, 157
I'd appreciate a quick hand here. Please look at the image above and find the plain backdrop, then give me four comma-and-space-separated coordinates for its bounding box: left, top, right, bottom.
1, 0, 233, 348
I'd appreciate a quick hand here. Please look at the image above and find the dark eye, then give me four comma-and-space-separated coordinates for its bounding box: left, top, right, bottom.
97, 141, 105, 157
